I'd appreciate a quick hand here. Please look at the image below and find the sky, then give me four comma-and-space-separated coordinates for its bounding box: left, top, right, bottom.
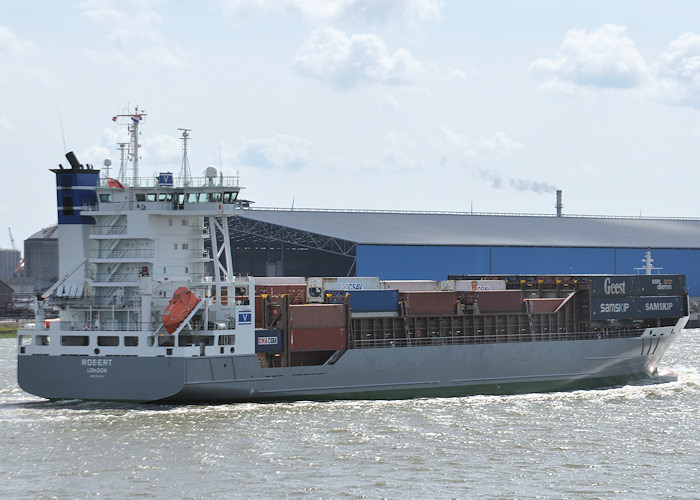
2, 0, 700, 250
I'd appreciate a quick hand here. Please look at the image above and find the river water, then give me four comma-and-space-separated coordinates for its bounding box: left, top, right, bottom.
1, 334, 698, 499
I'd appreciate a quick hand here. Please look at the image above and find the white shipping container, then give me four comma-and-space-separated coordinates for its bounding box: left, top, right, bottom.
381, 280, 439, 292
327, 276, 381, 291
454, 279, 506, 291
254, 276, 307, 285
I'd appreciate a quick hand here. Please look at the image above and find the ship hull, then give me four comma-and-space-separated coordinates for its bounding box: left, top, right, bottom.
18, 333, 679, 403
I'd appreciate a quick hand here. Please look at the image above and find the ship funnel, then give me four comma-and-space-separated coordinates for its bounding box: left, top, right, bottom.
556, 190, 563, 217
66, 151, 82, 170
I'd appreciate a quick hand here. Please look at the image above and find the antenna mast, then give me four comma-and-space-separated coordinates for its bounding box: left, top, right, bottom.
178, 128, 192, 187
112, 106, 146, 186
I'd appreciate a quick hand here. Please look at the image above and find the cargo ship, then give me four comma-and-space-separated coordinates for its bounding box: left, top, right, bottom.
17, 111, 690, 403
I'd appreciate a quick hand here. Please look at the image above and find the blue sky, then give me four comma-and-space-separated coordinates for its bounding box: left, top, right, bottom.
2, 1, 700, 248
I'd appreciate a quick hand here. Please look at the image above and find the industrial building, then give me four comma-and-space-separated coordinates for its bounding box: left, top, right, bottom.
0, 249, 20, 280
24, 225, 58, 292
228, 210, 700, 296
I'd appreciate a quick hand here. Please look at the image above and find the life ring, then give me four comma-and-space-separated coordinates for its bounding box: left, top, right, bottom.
218, 204, 222, 210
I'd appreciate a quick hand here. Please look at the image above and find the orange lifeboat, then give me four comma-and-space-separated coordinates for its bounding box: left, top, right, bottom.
162, 287, 200, 334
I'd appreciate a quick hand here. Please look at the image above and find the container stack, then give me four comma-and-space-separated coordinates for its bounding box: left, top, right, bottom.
590, 275, 686, 321
289, 304, 347, 351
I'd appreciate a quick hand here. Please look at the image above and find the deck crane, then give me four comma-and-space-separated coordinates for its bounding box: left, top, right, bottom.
8, 227, 16, 251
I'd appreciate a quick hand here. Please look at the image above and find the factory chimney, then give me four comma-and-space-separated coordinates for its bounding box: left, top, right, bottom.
556, 190, 563, 217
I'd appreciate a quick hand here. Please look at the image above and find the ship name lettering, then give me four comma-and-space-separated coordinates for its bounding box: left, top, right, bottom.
603, 278, 626, 295
81, 359, 113, 367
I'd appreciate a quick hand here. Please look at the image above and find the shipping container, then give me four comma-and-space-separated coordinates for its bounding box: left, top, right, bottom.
472, 290, 524, 314
255, 329, 284, 353
325, 276, 381, 291
636, 275, 685, 296
289, 304, 347, 328
382, 280, 439, 292
327, 289, 399, 313
455, 279, 507, 292
591, 274, 686, 298
403, 291, 458, 316
590, 276, 638, 298
254, 276, 307, 285
591, 297, 637, 320
290, 327, 347, 352
637, 296, 683, 318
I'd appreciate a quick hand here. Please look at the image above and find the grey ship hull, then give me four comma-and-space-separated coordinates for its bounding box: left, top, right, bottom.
18, 333, 678, 403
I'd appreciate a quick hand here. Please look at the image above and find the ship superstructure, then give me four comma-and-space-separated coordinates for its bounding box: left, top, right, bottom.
17, 110, 690, 403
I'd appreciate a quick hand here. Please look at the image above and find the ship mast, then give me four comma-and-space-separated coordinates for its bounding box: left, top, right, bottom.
178, 128, 193, 187
112, 106, 146, 186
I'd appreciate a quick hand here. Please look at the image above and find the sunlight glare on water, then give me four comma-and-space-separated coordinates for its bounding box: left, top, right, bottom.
1, 333, 698, 499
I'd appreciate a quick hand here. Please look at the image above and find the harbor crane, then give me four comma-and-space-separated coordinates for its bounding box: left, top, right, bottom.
8, 227, 16, 251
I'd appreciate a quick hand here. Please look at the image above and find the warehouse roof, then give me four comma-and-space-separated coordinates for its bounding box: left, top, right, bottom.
235, 209, 700, 248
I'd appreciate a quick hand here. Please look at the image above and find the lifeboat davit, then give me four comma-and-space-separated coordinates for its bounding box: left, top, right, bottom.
162, 287, 200, 334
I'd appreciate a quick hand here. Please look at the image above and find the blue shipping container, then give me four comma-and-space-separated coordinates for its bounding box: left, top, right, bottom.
637, 296, 682, 318
327, 289, 399, 312
255, 329, 284, 353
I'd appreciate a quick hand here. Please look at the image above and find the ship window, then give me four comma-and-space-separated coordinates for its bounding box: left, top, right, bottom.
100, 194, 112, 202
182, 243, 189, 250
147, 193, 157, 202
181, 219, 188, 226
125, 336, 139, 346
223, 191, 237, 203
136, 193, 146, 202
61, 335, 89, 346
208, 192, 222, 202
98, 336, 119, 346
218, 334, 236, 345
19, 335, 32, 346
35, 335, 49, 346
174, 244, 178, 250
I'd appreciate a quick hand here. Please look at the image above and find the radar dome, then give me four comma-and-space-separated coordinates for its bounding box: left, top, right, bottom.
205, 166, 217, 179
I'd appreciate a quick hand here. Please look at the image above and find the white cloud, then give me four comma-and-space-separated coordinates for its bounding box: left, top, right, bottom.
235, 134, 313, 170
654, 32, 700, 108
530, 24, 649, 93
0, 25, 33, 55
440, 127, 523, 158
80, 0, 187, 69
0, 116, 13, 130
292, 27, 434, 89
221, 0, 442, 27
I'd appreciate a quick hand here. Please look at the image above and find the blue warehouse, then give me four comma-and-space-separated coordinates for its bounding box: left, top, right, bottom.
228, 210, 700, 296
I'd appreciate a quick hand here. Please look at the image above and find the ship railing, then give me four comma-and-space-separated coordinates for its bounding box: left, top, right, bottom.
91, 249, 155, 259
89, 271, 139, 283
57, 320, 144, 332
51, 296, 141, 307
91, 225, 127, 236
98, 175, 241, 189
351, 328, 646, 348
